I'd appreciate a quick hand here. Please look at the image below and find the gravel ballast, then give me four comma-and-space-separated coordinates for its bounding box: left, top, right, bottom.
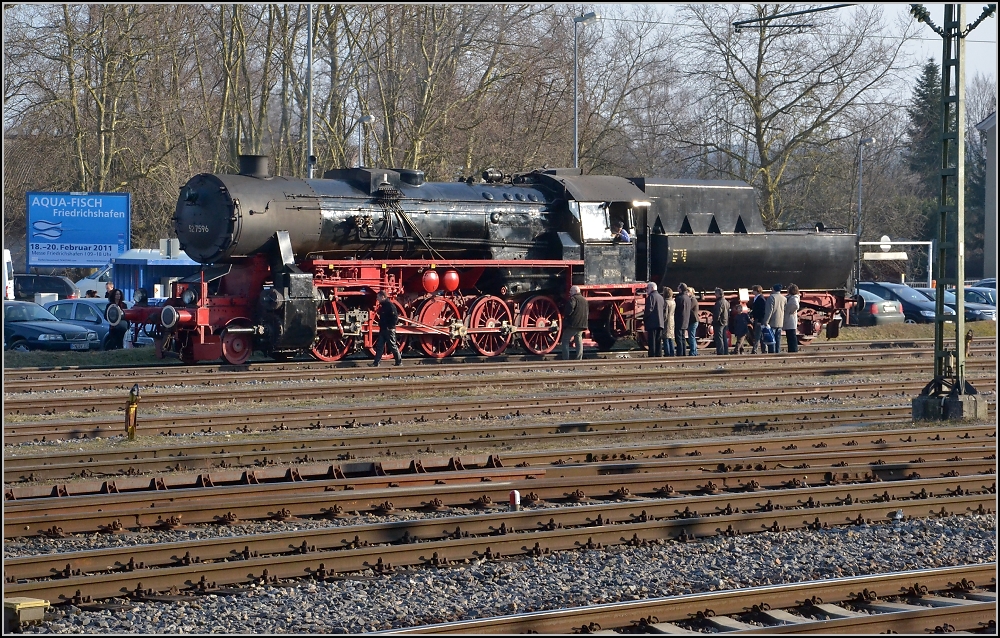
21, 513, 996, 634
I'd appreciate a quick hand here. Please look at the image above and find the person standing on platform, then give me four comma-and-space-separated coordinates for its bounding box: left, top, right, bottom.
686, 287, 699, 356
562, 285, 589, 360
732, 304, 752, 354
712, 288, 730, 355
643, 282, 664, 357
663, 287, 676, 357
783, 283, 801, 354
765, 284, 786, 354
674, 283, 691, 356
750, 285, 767, 354
371, 291, 402, 367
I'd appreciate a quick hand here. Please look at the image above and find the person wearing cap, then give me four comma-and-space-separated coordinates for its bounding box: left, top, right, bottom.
643, 282, 665, 357
712, 288, 730, 355
561, 285, 589, 360
371, 290, 402, 367
764, 284, 786, 354
783, 283, 801, 353
663, 287, 676, 356
674, 283, 691, 356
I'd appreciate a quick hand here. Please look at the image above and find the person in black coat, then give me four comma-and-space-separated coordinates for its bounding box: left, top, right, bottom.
674, 283, 692, 356
750, 284, 767, 354
371, 291, 402, 367
643, 282, 665, 357
562, 285, 589, 360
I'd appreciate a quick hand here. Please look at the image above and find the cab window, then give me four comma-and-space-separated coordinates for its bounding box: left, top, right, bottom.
579, 202, 610, 241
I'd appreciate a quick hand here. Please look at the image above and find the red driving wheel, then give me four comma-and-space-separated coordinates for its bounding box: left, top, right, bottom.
221, 329, 252, 365
518, 295, 562, 355
311, 299, 353, 362
467, 295, 512, 357
416, 297, 462, 358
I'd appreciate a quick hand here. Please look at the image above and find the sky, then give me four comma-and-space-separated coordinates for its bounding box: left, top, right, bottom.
591, 3, 997, 83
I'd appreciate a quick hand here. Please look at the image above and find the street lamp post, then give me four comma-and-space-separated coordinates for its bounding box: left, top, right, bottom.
573, 12, 600, 169
856, 136, 876, 287
357, 115, 374, 168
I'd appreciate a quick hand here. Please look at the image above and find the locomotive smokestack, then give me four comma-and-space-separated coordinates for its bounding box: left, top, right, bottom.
238, 155, 270, 179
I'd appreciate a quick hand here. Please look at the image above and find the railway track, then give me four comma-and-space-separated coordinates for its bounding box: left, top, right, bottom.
6, 337, 990, 381
5, 414, 995, 488
4, 472, 994, 602
379, 564, 996, 634
5, 375, 995, 444
5, 433, 994, 537
3, 346, 996, 410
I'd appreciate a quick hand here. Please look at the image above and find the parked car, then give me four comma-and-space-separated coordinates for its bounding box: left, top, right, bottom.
962, 286, 997, 307
912, 288, 997, 322
43, 298, 154, 350
850, 290, 905, 326
857, 282, 955, 324
3, 300, 98, 352
972, 278, 995, 289
12, 274, 78, 302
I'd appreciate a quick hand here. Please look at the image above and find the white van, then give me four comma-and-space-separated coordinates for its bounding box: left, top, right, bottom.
3, 249, 13, 300
74, 262, 113, 297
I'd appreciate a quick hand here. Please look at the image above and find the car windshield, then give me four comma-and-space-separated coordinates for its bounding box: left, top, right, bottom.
4, 303, 59, 322
886, 285, 929, 303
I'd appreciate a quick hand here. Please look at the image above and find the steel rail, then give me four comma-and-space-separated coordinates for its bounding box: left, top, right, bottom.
5, 344, 994, 396
5, 417, 994, 496
377, 564, 997, 634
6, 356, 997, 417
3, 495, 993, 604
4, 452, 994, 537
9, 337, 996, 379
5, 475, 992, 582
6, 337, 990, 381
5, 376, 995, 444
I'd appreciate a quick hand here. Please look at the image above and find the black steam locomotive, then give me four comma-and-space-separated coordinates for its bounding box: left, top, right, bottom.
123, 156, 855, 364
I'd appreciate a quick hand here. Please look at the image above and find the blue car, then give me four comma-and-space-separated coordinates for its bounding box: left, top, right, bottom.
3, 300, 98, 352
43, 298, 154, 350
857, 282, 955, 324
913, 288, 997, 323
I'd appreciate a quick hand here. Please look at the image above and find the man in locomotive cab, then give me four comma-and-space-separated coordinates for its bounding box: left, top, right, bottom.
611, 220, 631, 244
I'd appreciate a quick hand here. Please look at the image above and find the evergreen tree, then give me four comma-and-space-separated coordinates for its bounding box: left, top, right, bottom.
905, 60, 942, 200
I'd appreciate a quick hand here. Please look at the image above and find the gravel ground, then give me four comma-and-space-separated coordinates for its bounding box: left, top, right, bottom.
19, 513, 996, 634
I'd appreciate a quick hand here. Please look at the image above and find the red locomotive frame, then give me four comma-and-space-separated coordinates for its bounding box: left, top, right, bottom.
125, 254, 848, 365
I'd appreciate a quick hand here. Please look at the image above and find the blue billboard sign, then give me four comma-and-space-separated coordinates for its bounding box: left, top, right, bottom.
27, 192, 131, 268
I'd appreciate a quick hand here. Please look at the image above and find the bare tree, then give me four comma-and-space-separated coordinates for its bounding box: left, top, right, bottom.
679, 4, 918, 228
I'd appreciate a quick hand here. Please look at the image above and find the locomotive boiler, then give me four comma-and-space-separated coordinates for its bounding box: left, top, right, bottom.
121, 156, 856, 364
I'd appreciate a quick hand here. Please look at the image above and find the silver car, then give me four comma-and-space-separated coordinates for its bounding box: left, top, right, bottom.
43, 298, 153, 350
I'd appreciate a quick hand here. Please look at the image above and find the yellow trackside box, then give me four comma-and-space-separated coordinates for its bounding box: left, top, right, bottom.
4, 597, 49, 631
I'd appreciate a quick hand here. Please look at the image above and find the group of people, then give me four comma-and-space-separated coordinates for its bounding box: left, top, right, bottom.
644, 282, 802, 357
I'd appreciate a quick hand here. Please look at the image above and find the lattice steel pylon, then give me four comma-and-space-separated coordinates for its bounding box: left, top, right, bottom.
910, 3, 995, 418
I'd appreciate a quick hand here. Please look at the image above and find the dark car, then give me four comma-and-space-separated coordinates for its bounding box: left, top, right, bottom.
43, 298, 154, 350
3, 300, 98, 352
962, 287, 996, 307
12, 274, 78, 302
912, 288, 997, 323
850, 289, 905, 326
857, 282, 955, 324
972, 278, 995, 289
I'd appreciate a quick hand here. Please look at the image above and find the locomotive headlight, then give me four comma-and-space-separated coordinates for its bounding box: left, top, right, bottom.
181, 288, 199, 305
